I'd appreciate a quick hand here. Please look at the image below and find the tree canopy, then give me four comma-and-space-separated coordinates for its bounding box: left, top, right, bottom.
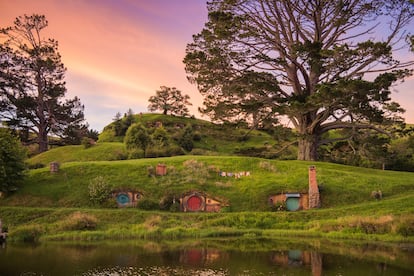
0, 14, 85, 152
148, 86, 192, 117
184, 0, 414, 160
0, 128, 26, 194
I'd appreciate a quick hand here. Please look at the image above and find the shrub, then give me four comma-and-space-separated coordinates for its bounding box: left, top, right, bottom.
137, 198, 159, 210
88, 176, 112, 205
81, 137, 93, 149
193, 131, 202, 141
179, 125, 194, 151
11, 224, 44, 242
0, 128, 27, 193
159, 193, 180, 211
270, 201, 286, 211
124, 123, 151, 153
128, 148, 145, 159
396, 217, 414, 237
60, 212, 98, 231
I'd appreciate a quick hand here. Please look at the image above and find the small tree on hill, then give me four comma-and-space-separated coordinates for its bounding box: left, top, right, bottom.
124, 123, 151, 155
148, 86, 192, 116
0, 128, 26, 194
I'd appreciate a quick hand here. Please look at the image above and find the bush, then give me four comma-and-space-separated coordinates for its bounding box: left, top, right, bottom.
179, 126, 194, 151
396, 217, 414, 237
137, 198, 159, 210
11, 225, 43, 242
270, 201, 286, 211
60, 212, 98, 231
81, 137, 93, 149
124, 123, 151, 152
0, 128, 27, 193
128, 148, 145, 159
88, 176, 112, 205
159, 193, 180, 211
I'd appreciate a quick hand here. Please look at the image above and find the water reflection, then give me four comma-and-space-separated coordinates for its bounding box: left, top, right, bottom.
0, 239, 413, 276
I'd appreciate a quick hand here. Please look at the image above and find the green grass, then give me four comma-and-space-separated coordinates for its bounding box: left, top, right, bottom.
1, 156, 414, 242
28, 142, 127, 166
8, 156, 414, 210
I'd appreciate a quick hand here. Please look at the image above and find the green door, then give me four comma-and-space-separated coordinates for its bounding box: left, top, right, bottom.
286, 197, 300, 211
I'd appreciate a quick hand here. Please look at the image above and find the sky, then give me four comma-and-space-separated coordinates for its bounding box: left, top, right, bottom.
1, 0, 413, 131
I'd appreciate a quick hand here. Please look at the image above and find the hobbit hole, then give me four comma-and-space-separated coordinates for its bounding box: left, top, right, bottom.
112, 190, 143, 208
269, 166, 320, 211
180, 191, 228, 212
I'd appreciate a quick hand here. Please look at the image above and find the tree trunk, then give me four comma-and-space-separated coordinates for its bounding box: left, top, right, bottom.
297, 135, 318, 161
38, 128, 49, 153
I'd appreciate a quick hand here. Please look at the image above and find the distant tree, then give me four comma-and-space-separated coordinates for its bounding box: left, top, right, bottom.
179, 125, 194, 152
184, 0, 414, 161
86, 128, 99, 141
152, 126, 170, 147
0, 128, 26, 194
124, 123, 151, 154
148, 86, 192, 116
0, 14, 85, 152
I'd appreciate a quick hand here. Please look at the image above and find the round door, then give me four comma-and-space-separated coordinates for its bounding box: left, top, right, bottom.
116, 193, 130, 206
286, 197, 300, 211
187, 195, 203, 211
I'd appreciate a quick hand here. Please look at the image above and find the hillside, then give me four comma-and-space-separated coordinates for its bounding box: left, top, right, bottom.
4, 114, 413, 243
1, 156, 414, 242
7, 156, 414, 210
99, 113, 296, 157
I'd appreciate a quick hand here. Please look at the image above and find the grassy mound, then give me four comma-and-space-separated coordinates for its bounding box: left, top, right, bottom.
7, 156, 414, 210
1, 156, 414, 242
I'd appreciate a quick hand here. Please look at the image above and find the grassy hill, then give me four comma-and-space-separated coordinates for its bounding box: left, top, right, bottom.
1, 156, 414, 242
2, 114, 413, 243
7, 156, 414, 210
99, 113, 296, 157
26, 114, 296, 167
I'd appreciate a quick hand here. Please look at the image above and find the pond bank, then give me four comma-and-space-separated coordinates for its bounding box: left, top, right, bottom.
0, 206, 413, 243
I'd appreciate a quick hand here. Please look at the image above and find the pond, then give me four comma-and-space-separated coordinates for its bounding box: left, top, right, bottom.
0, 238, 413, 275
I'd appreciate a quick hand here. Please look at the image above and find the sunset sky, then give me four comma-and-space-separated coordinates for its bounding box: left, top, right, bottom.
1, 0, 413, 131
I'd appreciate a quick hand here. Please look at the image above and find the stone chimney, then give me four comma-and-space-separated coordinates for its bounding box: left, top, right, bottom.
308, 165, 320, 208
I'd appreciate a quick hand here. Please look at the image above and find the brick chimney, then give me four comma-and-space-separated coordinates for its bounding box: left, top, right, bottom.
308, 165, 320, 208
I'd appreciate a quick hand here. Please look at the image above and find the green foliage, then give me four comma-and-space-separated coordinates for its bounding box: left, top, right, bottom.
270, 201, 286, 212
0, 128, 27, 193
179, 125, 194, 152
81, 137, 93, 149
124, 123, 151, 153
88, 176, 112, 205
10, 224, 44, 242
59, 212, 98, 231
148, 86, 192, 116
96, 113, 295, 160
151, 126, 170, 147
0, 14, 85, 152
137, 198, 159, 210
184, 1, 414, 161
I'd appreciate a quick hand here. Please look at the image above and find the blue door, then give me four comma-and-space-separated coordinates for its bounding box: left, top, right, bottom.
286, 197, 300, 211
116, 193, 130, 206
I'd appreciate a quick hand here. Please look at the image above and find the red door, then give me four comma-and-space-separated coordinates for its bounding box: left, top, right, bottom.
187, 195, 203, 211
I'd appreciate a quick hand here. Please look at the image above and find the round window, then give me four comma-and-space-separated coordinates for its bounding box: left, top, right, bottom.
116, 193, 130, 205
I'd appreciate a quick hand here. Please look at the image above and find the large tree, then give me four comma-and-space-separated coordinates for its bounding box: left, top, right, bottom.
148, 86, 192, 116
0, 14, 85, 152
0, 127, 26, 194
184, 0, 414, 160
